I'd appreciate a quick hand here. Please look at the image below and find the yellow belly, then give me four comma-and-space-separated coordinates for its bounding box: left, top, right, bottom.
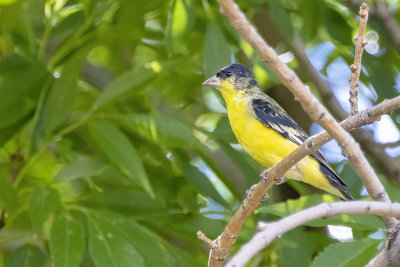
227, 99, 305, 180
222, 92, 342, 197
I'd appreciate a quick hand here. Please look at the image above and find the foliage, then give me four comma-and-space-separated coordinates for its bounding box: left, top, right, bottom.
0, 0, 399, 266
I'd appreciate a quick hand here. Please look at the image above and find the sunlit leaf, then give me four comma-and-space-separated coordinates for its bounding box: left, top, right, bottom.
165, 0, 193, 54
29, 185, 61, 231
54, 156, 106, 183
88, 121, 154, 197
109, 113, 205, 149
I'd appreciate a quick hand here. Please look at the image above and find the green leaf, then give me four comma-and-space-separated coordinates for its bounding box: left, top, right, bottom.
257, 194, 334, 215
54, 156, 106, 183
88, 121, 154, 197
176, 156, 228, 207
281, 228, 325, 267
83, 188, 163, 213
31, 52, 85, 152
323, 8, 351, 45
109, 113, 205, 149
94, 67, 154, 108
379, 175, 400, 203
0, 115, 30, 146
165, 0, 193, 54
298, 0, 324, 41
50, 213, 85, 267
203, 20, 231, 78
257, 195, 384, 230
311, 239, 382, 267
163, 241, 203, 267
87, 210, 173, 267
6, 244, 46, 267
0, 165, 18, 211
29, 185, 61, 231
268, 0, 294, 40
0, 55, 48, 134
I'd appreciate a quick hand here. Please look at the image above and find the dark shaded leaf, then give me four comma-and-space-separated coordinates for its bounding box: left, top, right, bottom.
268, 0, 294, 40
7, 244, 46, 267
87, 210, 173, 267
94, 67, 154, 108
323, 8, 351, 45
203, 20, 231, 78
50, 213, 85, 267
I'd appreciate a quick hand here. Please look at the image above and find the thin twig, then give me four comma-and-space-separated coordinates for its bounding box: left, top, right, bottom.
348, 0, 400, 54
197, 231, 214, 247
379, 139, 400, 148
227, 201, 400, 267
349, 3, 369, 115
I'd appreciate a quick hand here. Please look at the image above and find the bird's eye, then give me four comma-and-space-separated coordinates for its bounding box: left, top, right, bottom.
226, 71, 232, 77
216, 72, 221, 77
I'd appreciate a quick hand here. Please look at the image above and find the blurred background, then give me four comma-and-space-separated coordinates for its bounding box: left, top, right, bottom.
0, 0, 400, 266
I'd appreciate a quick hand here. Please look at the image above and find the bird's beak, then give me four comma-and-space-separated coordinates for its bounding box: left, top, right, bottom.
202, 75, 221, 88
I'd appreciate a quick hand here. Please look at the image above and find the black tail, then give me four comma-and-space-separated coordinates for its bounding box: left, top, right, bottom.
319, 164, 353, 200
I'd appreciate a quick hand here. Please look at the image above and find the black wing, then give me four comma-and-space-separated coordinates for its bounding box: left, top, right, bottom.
251, 97, 353, 200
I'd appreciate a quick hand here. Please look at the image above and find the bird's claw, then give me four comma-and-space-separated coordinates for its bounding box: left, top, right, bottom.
261, 192, 270, 201
260, 168, 286, 185
275, 177, 287, 185
260, 168, 270, 185
245, 185, 257, 206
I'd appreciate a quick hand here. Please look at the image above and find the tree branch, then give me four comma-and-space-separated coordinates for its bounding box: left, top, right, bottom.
349, 3, 369, 115
199, 93, 400, 266
227, 201, 400, 267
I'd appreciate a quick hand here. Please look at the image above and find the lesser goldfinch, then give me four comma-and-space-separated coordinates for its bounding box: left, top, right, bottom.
202, 63, 353, 200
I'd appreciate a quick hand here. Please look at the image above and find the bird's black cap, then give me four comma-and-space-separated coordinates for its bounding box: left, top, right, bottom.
216, 63, 254, 80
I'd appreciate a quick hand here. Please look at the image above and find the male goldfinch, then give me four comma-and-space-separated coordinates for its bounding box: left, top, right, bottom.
202, 63, 353, 200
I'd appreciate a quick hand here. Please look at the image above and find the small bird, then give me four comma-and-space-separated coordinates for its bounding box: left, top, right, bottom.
202, 63, 353, 200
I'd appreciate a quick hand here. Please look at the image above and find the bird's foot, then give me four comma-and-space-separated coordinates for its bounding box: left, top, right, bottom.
275, 177, 287, 185
245, 185, 257, 206
261, 192, 269, 202
260, 168, 286, 185
260, 168, 271, 185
